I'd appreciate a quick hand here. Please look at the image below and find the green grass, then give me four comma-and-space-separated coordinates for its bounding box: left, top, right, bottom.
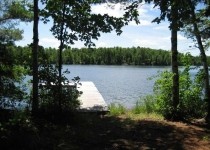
108, 103, 126, 116
132, 95, 157, 114
108, 98, 163, 121
122, 111, 163, 121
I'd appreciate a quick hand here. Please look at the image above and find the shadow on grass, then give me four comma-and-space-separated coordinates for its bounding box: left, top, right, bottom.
41, 113, 209, 150
2, 112, 209, 150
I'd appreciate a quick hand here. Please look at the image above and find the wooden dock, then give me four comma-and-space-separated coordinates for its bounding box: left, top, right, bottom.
77, 81, 108, 112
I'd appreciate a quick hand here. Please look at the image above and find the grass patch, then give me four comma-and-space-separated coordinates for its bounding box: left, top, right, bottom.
108, 99, 163, 120
108, 103, 126, 116
203, 135, 210, 141
132, 95, 157, 114
122, 111, 163, 121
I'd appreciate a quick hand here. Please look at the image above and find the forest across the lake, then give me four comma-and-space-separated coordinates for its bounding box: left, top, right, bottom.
12, 45, 210, 66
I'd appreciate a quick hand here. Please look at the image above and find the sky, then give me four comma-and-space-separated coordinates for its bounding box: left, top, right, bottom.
16, 2, 202, 56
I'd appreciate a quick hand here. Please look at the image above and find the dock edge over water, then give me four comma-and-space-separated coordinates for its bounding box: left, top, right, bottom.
77, 81, 108, 113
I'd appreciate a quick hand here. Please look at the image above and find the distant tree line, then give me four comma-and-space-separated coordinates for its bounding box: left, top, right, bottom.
14, 45, 208, 66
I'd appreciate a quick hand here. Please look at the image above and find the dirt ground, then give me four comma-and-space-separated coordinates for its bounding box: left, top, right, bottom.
40, 114, 210, 150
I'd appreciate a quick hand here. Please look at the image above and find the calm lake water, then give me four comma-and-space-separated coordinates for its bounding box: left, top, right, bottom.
63, 65, 170, 108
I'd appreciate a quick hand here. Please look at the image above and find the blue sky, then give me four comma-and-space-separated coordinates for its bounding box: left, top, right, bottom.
16, 2, 201, 56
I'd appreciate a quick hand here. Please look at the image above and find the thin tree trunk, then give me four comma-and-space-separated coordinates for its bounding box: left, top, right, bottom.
171, 3, 179, 120
58, 2, 66, 112
58, 38, 64, 112
188, 0, 210, 122
32, 0, 39, 115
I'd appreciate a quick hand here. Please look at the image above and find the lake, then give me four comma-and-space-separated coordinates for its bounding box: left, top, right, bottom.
63, 65, 170, 108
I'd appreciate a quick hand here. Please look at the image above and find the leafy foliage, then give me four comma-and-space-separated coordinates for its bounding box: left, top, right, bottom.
180, 0, 210, 122
0, 44, 28, 110
38, 64, 81, 115
0, 0, 32, 43
0, 0, 32, 109
153, 70, 173, 118
0, 0, 32, 23
153, 65, 206, 120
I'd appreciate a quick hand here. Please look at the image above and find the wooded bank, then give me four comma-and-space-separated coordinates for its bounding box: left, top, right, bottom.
12, 45, 208, 66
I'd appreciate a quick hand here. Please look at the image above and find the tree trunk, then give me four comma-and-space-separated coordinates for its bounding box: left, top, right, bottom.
32, 0, 39, 115
58, 38, 64, 112
58, 2, 66, 112
171, 3, 179, 120
188, 0, 210, 123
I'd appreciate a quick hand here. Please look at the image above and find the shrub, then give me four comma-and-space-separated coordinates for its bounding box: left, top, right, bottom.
179, 67, 206, 118
153, 70, 174, 118
38, 64, 81, 117
153, 66, 206, 120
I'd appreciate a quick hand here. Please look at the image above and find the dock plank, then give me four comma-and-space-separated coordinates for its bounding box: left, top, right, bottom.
77, 81, 108, 112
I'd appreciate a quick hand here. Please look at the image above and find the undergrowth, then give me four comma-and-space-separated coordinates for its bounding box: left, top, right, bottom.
108, 103, 126, 116
108, 96, 162, 120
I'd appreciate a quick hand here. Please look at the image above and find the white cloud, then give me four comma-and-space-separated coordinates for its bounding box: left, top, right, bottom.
129, 19, 152, 26
155, 34, 187, 41
133, 35, 193, 53
91, 3, 124, 18
133, 36, 170, 50
96, 42, 107, 47
138, 4, 159, 19
153, 25, 169, 30
139, 20, 152, 26
161, 36, 170, 40
91, 3, 156, 28
91, 3, 152, 19
178, 34, 187, 41
134, 39, 157, 46
138, 4, 149, 16
39, 37, 60, 48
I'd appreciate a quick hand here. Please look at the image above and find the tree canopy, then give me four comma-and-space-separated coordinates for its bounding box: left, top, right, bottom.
0, 0, 32, 43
